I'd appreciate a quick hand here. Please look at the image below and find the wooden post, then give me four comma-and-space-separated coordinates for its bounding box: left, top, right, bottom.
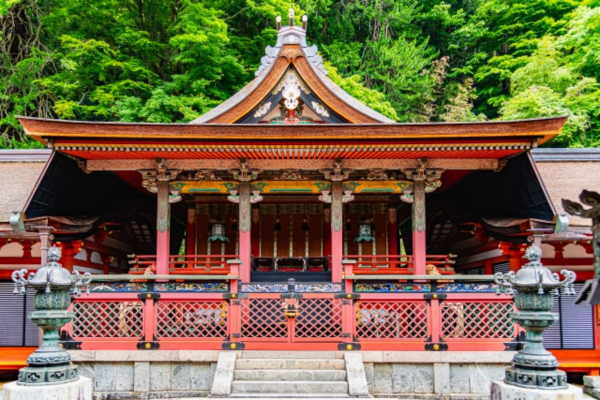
238, 182, 252, 282
156, 181, 171, 276
331, 182, 343, 282
186, 207, 196, 257
412, 181, 426, 275
388, 207, 398, 256
228, 260, 241, 338
34, 226, 53, 268
500, 242, 527, 273
484, 259, 493, 275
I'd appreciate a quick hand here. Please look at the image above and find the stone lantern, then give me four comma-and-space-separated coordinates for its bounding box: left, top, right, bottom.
11, 246, 92, 386
494, 243, 576, 390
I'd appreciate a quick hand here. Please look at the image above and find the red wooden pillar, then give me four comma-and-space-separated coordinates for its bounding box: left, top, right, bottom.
331, 182, 343, 282
156, 181, 171, 276
251, 207, 260, 259
58, 241, 82, 273
388, 207, 398, 256
484, 259, 493, 275
228, 261, 241, 338
323, 206, 332, 258
500, 242, 526, 273
238, 182, 252, 282
186, 207, 196, 256
412, 181, 426, 275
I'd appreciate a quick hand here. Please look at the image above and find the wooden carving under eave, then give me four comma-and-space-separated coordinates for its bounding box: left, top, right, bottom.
205, 44, 380, 125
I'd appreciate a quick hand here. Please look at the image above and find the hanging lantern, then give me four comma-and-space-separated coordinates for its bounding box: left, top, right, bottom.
302, 217, 309, 231
355, 218, 375, 242
301, 204, 309, 231
209, 218, 229, 242
274, 205, 281, 231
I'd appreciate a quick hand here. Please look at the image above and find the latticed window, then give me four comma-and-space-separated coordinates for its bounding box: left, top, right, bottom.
355, 301, 429, 339
155, 301, 228, 338
72, 301, 144, 338
295, 298, 342, 338
441, 302, 514, 339
241, 299, 287, 338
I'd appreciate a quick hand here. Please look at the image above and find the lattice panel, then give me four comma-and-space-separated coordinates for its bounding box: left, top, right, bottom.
241, 298, 287, 338
73, 301, 144, 338
441, 302, 514, 339
156, 301, 228, 338
355, 301, 429, 339
295, 298, 342, 338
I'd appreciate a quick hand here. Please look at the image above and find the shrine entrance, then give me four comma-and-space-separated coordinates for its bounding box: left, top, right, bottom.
239, 294, 344, 344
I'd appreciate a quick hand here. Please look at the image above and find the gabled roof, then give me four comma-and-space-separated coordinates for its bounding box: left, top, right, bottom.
0, 150, 51, 228
532, 148, 600, 228
190, 13, 395, 124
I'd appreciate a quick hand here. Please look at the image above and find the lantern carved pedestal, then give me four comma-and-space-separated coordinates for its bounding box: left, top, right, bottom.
4, 246, 92, 399
491, 243, 582, 399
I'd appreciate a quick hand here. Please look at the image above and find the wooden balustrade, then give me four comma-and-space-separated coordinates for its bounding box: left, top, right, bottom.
62, 273, 516, 351
128, 254, 239, 275
344, 254, 456, 274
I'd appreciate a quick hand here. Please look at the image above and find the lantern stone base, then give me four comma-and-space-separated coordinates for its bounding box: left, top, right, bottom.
491, 380, 583, 400
3, 376, 92, 400
584, 376, 600, 399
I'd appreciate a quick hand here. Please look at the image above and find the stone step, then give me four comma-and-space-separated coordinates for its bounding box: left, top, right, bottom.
234, 369, 347, 381
240, 351, 343, 360
231, 380, 349, 395
235, 359, 346, 370
228, 395, 354, 398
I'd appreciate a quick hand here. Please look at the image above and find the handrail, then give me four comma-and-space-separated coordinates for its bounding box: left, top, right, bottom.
90, 274, 237, 281
347, 274, 496, 281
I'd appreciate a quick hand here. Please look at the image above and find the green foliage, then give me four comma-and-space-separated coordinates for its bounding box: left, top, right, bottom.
0, 0, 599, 148
499, 8, 600, 147
325, 62, 398, 121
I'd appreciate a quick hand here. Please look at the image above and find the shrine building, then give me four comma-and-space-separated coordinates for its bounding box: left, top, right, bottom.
0, 10, 598, 399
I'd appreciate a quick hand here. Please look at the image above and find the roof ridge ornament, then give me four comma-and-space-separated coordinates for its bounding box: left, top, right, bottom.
256, 8, 328, 78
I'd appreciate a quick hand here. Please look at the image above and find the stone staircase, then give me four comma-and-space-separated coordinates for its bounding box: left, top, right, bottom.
231, 357, 349, 397
210, 352, 370, 398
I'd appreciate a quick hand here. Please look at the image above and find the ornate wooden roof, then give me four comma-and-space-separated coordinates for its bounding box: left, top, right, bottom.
190, 12, 394, 124
17, 10, 568, 163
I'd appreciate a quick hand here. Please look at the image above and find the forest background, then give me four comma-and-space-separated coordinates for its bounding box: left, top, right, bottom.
1, 0, 599, 148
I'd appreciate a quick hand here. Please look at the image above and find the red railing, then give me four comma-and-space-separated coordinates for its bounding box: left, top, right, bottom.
344, 254, 456, 274
63, 278, 516, 351
128, 254, 238, 275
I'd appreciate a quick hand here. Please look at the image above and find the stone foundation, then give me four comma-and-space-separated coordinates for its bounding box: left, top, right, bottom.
70, 350, 513, 399
3, 376, 92, 400
490, 380, 583, 400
